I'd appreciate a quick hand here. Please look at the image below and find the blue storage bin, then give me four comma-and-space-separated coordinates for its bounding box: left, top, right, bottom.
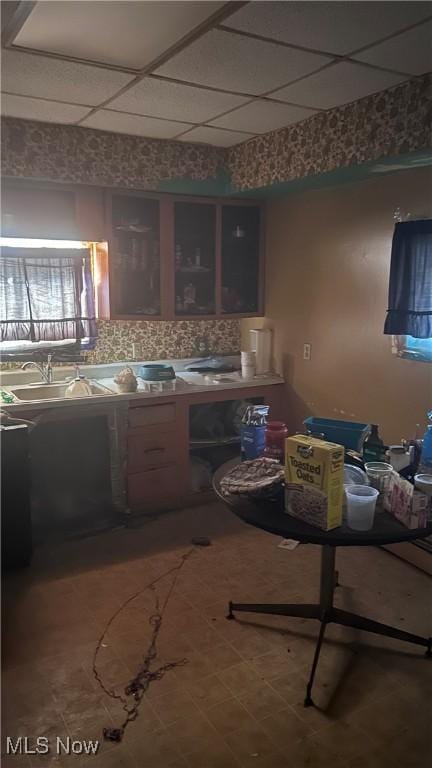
303, 417, 370, 452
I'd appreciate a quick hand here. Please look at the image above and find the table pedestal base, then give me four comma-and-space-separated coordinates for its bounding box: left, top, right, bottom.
227, 545, 432, 707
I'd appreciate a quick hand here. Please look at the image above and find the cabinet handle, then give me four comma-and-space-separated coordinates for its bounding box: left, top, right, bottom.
143, 447, 165, 454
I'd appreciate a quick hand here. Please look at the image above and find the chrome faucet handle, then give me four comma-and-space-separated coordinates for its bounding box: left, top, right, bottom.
45, 353, 54, 383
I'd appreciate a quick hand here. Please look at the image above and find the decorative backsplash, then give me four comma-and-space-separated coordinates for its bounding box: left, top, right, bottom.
227, 75, 432, 191
0, 319, 241, 369
85, 318, 241, 363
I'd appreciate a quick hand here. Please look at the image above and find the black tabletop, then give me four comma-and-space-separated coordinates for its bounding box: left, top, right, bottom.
213, 459, 432, 548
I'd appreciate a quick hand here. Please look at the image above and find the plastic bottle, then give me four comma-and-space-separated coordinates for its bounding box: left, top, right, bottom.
363, 424, 386, 463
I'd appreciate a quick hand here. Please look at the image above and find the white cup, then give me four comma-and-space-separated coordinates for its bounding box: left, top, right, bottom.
241, 351, 256, 379
345, 485, 379, 531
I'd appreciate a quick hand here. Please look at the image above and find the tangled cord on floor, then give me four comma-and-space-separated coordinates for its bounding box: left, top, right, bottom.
92, 546, 197, 743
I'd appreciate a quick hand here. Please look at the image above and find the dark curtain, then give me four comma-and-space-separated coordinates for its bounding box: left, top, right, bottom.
384, 219, 432, 339
0, 247, 97, 347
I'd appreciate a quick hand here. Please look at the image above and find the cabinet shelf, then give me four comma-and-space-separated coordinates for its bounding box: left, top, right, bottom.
190, 436, 240, 449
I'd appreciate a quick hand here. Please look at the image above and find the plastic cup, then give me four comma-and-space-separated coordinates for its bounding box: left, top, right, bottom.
414, 474, 432, 497
345, 485, 379, 531
364, 462, 393, 492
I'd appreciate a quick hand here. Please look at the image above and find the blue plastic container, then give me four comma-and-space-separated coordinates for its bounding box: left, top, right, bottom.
303, 417, 370, 452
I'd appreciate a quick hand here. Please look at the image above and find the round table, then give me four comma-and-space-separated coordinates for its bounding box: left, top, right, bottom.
213, 459, 432, 706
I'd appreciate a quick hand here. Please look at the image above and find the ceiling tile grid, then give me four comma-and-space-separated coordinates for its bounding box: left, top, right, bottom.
271, 61, 407, 111
12, 1, 226, 70
2, 0, 431, 146
81, 109, 193, 139
354, 18, 432, 75
223, 1, 432, 56
108, 77, 250, 123
1, 49, 134, 105
154, 29, 333, 94
209, 99, 318, 134
1, 93, 91, 123
176, 125, 255, 147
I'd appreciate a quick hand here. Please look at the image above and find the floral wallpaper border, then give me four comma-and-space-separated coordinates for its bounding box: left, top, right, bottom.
227, 75, 432, 191
1, 75, 430, 195
1, 118, 225, 191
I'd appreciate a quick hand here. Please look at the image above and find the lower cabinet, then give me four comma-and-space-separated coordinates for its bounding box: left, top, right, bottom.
125, 385, 284, 513
128, 464, 182, 511
126, 400, 188, 512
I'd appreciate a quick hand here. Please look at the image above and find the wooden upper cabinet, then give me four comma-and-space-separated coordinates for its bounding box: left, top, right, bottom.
106, 191, 163, 319
1, 181, 264, 320
173, 200, 216, 317
1, 180, 105, 241
221, 203, 263, 316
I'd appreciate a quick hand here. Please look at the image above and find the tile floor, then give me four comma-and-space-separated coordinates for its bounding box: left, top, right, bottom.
2, 501, 432, 767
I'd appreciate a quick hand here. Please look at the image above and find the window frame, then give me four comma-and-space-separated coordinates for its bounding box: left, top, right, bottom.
0, 238, 101, 360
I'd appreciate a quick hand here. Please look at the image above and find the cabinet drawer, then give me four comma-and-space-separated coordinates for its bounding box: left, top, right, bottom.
127, 464, 181, 510
129, 403, 176, 429
127, 433, 177, 472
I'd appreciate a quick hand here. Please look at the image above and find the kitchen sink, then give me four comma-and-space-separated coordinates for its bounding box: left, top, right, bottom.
5, 381, 114, 402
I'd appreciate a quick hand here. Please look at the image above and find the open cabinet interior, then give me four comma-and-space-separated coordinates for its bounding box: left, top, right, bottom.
188, 398, 264, 494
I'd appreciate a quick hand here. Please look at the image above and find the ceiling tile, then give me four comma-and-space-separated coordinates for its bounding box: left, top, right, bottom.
13, 1, 225, 70
0, 93, 91, 123
224, 1, 432, 56
210, 100, 317, 134
177, 126, 253, 147
1, 50, 133, 105
108, 77, 250, 123
155, 29, 332, 95
354, 19, 432, 75
81, 110, 191, 139
272, 62, 406, 110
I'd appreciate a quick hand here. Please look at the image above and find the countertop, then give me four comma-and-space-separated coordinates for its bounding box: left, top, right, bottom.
0, 357, 284, 413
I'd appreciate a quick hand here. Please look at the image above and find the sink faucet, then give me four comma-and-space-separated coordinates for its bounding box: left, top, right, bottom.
22, 354, 54, 384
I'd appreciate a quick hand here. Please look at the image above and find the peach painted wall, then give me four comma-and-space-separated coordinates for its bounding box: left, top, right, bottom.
242, 167, 432, 446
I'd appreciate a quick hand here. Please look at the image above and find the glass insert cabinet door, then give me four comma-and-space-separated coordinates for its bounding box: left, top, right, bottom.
221, 205, 260, 314
111, 195, 160, 316
174, 201, 216, 316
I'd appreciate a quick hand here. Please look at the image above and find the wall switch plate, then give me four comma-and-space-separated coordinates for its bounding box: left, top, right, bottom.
303, 343, 311, 360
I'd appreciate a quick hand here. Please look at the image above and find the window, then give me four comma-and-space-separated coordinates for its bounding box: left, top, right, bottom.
384, 219, 432, 363
0, 238, 98, 357
392, 335, 432, 362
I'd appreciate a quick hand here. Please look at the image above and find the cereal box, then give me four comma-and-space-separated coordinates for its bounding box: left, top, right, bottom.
285, 435, 345, 530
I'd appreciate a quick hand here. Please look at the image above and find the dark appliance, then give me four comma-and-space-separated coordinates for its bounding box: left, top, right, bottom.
1, 422, 32, 569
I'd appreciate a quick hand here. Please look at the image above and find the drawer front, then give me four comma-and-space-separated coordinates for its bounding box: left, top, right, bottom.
129, 402, 176, 429
127, 464, 181, 510
128, 433, 178, 472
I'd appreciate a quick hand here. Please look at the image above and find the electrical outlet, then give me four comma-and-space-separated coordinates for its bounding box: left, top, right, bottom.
303, 343, 311, 361
132, 342, 144, 360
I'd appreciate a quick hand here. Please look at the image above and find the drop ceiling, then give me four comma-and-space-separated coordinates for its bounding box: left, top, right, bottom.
1, 1, 431, 147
